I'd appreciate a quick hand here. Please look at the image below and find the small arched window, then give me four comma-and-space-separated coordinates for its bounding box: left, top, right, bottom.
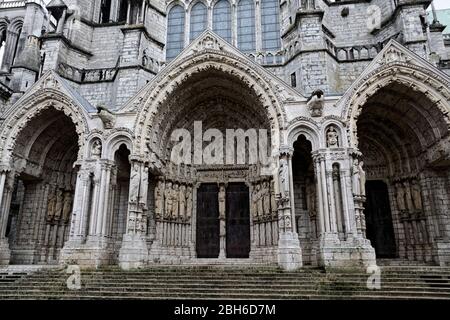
261, 0, 281, 51
190, 2, 207, 42
213, 0, 232, 43
237, 0, 256, 52
166, 5, 185, 61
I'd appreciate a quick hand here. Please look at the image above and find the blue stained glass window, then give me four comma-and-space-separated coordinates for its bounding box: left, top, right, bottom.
213, 0, 232, 42
261, 0, 281, 51
166, 5, 185, 61
190, 2, 207, 42
237, 0, 256, 52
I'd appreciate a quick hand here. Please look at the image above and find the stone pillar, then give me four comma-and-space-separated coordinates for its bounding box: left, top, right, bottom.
119, 159, 149, 270
0, 168, 13, 265
277, 146, 302, 271
1, 30, 20, 72
218, 183, 226, 259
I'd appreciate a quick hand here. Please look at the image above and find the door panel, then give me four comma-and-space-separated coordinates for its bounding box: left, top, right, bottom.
196, 184, 220, 258
364, 180, 397, 258
226, 183, 250, 258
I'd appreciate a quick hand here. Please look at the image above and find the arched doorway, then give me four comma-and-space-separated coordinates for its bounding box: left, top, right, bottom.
140, 66, 279, 262
292, 135, 317, 265
5, 108, 79, 264
356, 81, 450, 263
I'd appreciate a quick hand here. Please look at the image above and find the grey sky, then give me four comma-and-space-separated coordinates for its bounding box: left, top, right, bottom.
433, 0, 450, 10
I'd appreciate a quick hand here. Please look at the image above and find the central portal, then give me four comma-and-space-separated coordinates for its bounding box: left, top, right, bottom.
196, 183, 250, 259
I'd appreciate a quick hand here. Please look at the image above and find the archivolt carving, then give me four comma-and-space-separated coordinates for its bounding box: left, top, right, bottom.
0, 89, 89, 165
130, 50, 288, 156
343, 63, 450, 147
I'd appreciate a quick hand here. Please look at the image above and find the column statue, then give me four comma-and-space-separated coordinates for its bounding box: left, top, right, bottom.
352, 158, 361, 196
185, 185, 193, 222
62, 192, 73, 224
411, 180, 423, 211
54, 189, 64, 222
179, 184, 186, 221
164, 181, 173, 219
47, 190, 57, 223
171, 183, 179, 220
218, 185, 226, 220
262, 181, 271, 219
129, 162, 140, 204
358, 160, 366, 197
154, 180, 163, 219
278, 158, 289, 198
395, 182, 406, 211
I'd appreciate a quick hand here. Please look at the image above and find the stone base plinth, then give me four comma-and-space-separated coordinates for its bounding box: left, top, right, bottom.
0, 238, 11, 265
318, 234, 376, 268
119, 234, 149, 270
434, 240, 450, 266
277, 232, 302, 271
60, 237, 113, 268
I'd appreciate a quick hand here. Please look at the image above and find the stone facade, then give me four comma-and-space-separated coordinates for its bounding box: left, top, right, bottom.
0, 0, 449, 271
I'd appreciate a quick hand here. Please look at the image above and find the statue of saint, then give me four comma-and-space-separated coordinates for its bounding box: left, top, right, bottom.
359, 161, 366, 196
91, 140, 102, 159
54, 189, 64, 221
218, 185, 226, 220
185, 186, 193, 221
352, 158, 360, 196
411, 180, 423, 211
327, 126, 339, 147
129, 163, 140, 203
171, 183, 179, 220
62, 192, 73, 223
154, 180, 163, 219
396, 183, 406, 211
47, 190, 57, 222
164, 182, 173, 219
262, 181, 271, 218
179, 184, 186, 220
278, 158, 289, 198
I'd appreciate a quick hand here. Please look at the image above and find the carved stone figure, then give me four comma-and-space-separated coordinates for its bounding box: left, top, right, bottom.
139, 166, 149, 206
270, 182, 278, 219
404, 181, 414, 213
307, 89, 324, 117
278, 158, 289, 198
164, 182, 173, 219
97, 105, 116, 129
396, 183, 406, 211
47, 190, 57, 222
411, 180, 423, 211
54, 189, 64, 221
359, 161, 366, 196
251, 185, 259, 219
155, 180, 163, 219
262, 181, 271, 218
352, 158, 361, 196
185, 185, 193, 221
91, 139, 102, 159
257, 183, 264, 218
62, 192, 73, 223
179, 184, 186, 220
218, 185, 226, 219
171, 183, 179, 220
129, 163, 140, 203
327, 126, 339, 147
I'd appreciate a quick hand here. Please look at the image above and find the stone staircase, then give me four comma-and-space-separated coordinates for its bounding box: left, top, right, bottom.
0, 265, 450, 300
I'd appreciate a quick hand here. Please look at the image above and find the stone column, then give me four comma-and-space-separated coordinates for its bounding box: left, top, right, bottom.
277, 146, 302, 271
0, 168, 13, 265
119, 159, 149, 270
1, 30, 20, 72
218, 183, 226, 259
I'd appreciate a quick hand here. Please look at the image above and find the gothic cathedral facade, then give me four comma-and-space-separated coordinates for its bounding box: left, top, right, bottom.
0, 0, 449, 270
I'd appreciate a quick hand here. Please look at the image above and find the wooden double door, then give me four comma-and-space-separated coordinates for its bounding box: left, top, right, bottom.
196, 183, 250, 258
